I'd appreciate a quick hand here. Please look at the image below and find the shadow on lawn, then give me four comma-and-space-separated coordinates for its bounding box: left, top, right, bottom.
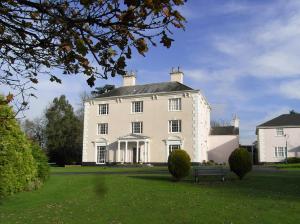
93, 176, 108, 198
128, 171, 300, 200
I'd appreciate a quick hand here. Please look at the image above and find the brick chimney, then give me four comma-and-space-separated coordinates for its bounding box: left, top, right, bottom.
123, 72, 136, 86
170, 67, 184, 84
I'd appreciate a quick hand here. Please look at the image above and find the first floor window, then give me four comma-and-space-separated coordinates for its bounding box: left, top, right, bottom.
98, 123, 108, 134
275, 147, 286, 158
132, 101, 143, 113
169, 120, 182, 133
99, 104, 109, 115
132, 122, 143, 134
168, 144, 181, 154
169, 98, 181, 111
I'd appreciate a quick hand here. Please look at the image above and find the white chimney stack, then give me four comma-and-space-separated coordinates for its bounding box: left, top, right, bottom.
123, 72, 136, 86
231, 115, 239, 128
170, 67, 184, 84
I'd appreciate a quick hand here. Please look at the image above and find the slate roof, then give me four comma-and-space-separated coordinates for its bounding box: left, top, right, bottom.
257, 114, 300, 127
210, 126, 239, 135
94, 81, 194, 98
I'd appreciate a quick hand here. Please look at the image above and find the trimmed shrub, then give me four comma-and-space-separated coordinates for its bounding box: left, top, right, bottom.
287, 157, 300, 164
31, 143, 50, 181
228, 148, 252, 180
168, 149, 191, 181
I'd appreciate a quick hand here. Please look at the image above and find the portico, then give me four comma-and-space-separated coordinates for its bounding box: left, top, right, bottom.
117, 134, 150, 163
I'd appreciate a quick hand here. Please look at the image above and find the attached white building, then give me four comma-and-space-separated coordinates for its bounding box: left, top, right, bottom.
256, 113, 300, 163
207, 118, 239, 164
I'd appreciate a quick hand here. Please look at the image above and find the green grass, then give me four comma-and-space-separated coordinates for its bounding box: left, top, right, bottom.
272, 163, 300, 170
50, 165, 166, 173
1, 167, 300, 224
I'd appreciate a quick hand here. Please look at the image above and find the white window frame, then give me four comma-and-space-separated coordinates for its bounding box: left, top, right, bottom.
168, 98, 182, 111
276, 128, 284, 136
168, 144, 181, 154
132, 121, 143, 134
168, 120, 182, 133
99, 104, 109, 115
96, 145, 107, 164
98, 123, 108, 135
274, 146, 286, 158
132, 101, 143, 113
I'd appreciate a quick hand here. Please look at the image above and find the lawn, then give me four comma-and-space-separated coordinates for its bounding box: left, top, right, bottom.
272, 163, 300, 170
1, 167, 300, 224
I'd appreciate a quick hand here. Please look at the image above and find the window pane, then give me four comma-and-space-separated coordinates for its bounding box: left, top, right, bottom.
98, 123, 108, 134
99, 104, 109, 115
169, 98, 181, 111
169, 120, 181, 133
276, 128, 283, 136
132, 122, 142, 133
132, 101, 143, 113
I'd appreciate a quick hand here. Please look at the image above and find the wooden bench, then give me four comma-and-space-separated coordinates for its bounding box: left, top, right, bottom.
193, 166, 228, 182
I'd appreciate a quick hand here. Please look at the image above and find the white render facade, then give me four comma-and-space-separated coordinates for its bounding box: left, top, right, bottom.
257, 127, 300, 163
82, 70, 211, 165
257, 113, 300, 163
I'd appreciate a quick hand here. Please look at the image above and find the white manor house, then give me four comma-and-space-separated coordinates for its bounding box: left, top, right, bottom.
82, 69, 239, 165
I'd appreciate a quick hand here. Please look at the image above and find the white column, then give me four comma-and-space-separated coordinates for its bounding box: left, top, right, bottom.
143, 142, 146, 163
166, 142, 169, 162
136, 141, 139, 163
117, 140, 120, 163
106, 144, 109, 163
147, 141, 150, 163
125, 141, 128, 163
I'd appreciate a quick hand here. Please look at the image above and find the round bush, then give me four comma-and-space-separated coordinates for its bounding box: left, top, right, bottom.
168, 149, 191, 181
228, 148, 252, 180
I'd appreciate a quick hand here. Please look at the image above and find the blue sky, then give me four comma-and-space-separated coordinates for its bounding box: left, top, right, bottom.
6, 0, 300, 144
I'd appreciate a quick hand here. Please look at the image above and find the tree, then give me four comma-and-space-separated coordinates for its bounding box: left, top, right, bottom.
0, 95, 39, 197
22, 116, 46, 148
76, 90, 91, 122
91, 85, 115, 97
45, 95, 82, 166
0, 0, 186, 111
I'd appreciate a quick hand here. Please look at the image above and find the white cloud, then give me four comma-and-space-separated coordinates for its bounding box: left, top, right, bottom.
279, 80, 300, 99
208, 1, 300, 80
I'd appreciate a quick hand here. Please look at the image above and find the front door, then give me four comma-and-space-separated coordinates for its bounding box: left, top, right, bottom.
132, 147, 140, 163
97, 146, 106, 164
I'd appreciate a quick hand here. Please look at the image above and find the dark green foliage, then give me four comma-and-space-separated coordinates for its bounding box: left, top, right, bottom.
287, 157, 300, 163
228, 148, 252, 180
45, 95, 82, 166
0, 97, 37, 197
31, 143, 50, 181
91, 85, 115, 96
168, 149, 191, 181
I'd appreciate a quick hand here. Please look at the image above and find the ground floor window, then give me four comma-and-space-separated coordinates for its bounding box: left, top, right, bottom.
97, 146, 106, 164
275, 146, 286, 158
168, 144, 181, 154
